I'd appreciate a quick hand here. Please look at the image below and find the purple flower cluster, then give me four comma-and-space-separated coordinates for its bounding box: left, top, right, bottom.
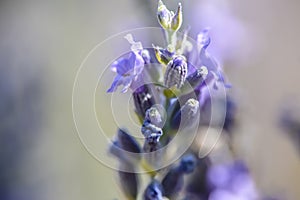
105, 1, 277, 200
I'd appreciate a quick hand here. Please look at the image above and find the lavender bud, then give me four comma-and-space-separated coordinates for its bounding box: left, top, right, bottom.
109, 129, 141, 165
171, 3, 182, 31
142, 121, 163, 140
181, 99, 199, 121
161, 166, 184, 198
161, 154, 197, 198
185, 66, 208, 88
179, 66, 208, 95
164, 55, 187, 89
145, 107, 163, 127
171, 98, 199, 130
142, 120, 164, 168
153, 45, 173, 65
117, 128, 141, 154
133, 84, 156, 118
118, 171, 139, 200
178, 154, 197, 174
142, 121, 163, 152
157, 0, 172, 30
143, 180, 163, 200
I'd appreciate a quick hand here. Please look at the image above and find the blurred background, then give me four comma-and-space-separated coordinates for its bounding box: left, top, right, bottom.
0, 0, 300, 199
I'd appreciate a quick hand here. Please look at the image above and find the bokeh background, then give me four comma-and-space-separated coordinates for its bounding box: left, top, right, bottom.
1, 0, 300, 199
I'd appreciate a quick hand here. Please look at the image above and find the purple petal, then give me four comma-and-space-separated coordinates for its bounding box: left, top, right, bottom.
133, 53, 144, 76
107, 75, 123, 93
120, 76, 133, 93
112, 57, 131, 75
128, 52, 137, 71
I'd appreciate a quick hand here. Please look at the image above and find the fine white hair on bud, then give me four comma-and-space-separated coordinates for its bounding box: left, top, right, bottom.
164, 55, 187, 89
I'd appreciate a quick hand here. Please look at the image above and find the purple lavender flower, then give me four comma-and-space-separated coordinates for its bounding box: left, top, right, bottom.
104, 1, 281, 200
107, 51, 145, 93
107, 34, 150, 93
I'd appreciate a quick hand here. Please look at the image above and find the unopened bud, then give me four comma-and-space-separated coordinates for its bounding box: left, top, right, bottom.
145, 107, 163, 127
164, 55, 187, 89
157, 0, 172, 30
171, 3, 182, 31
171, 98, 200, 129
157, 0, 183, 31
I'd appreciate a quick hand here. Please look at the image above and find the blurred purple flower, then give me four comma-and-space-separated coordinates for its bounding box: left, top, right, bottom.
107, 34, 151, 93
107, 51, 145, 93
188, 0, 251, 65
207, 161, 259, 200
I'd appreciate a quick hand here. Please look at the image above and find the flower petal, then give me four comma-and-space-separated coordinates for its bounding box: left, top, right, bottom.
107, 75, 123, 93
112, 57, 131, 75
